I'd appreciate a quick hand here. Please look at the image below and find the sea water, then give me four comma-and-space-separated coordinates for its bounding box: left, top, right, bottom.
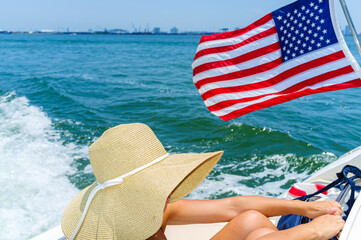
0, 34, 360, 239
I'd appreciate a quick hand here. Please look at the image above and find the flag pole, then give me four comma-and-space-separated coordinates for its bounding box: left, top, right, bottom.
339, 0, 361, 57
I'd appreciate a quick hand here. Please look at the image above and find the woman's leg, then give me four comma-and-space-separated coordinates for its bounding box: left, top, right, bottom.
245, 228, 276, 240
211, 210, 277, 240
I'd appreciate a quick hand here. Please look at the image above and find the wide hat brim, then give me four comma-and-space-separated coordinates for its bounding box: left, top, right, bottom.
61, 151, 223, 240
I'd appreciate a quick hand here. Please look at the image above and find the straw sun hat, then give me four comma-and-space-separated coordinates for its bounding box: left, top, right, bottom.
61, 123, 223, 240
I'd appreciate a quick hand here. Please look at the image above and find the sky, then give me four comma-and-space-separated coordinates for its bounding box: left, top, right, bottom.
0, 0, 360, 33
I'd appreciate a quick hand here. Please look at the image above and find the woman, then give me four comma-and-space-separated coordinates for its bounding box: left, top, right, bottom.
62, 123, 344, 240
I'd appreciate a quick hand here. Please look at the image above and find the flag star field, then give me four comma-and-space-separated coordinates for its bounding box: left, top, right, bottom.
273, 0, 338, 62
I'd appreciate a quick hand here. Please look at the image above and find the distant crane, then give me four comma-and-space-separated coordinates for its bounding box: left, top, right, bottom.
144, 23, 151, 34
131, 23, 138, 33
131, 23, 152, 34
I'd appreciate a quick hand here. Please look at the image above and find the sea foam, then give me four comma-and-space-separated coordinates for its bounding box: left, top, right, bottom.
0, 92, 85, 240
188, 152, 337, 199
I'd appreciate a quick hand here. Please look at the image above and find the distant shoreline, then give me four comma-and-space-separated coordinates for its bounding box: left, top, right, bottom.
0, 31, 219, 36
0, 31, 358, 37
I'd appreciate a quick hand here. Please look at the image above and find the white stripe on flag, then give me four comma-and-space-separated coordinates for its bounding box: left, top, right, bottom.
195, 43, 342, 87
192, 34, 278, 69
310, 72, 359, 89
204, 58, 350, 106
195, 20, 275, 52
211, 72, 358, 117
195, 50, 281, 86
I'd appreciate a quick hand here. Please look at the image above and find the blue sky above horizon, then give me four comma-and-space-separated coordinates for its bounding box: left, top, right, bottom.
1, 0, 360, 33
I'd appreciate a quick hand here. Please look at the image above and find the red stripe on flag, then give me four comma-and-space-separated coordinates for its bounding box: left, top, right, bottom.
195, 58, 283, 89
218, 79, 361, 121
207, 65, 354, 112
193, 42, 280, 76
199, 14, 274, 44
194, 27, 277, 61
282, 66, 354, 93
200, 51, 346, 101
289, 186, 307, 197
315, 184, 328, 195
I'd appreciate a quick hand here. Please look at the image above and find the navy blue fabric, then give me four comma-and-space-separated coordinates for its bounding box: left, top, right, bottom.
277, 214, 309, 230
272, 0, 338, 62
277, 165, 361, 240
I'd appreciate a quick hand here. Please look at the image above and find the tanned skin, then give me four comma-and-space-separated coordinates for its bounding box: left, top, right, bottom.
162, 196, 344, 240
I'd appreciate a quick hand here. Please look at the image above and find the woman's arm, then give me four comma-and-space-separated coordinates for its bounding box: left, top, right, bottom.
226, 196, 341, 219
165, 196, 341, 225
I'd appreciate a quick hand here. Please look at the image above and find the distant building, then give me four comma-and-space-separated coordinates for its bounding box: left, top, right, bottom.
40, 29, 54, 33
345, 25, 352, 36
110, 28, 128, 34
170, 27, 178, 34
153, 27, 161, 34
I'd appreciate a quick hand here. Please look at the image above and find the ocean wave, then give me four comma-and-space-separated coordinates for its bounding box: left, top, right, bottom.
188, 152, 337, 199
0, 92, 86, 240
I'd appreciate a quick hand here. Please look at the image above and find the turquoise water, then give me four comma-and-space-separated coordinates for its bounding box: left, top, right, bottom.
1, 34, 361, 239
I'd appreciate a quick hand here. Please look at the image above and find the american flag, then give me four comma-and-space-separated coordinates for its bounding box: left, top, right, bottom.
192, 0, 361, 121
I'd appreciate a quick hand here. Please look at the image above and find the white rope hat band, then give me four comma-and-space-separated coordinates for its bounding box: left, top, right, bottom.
69, 153, 170, 240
